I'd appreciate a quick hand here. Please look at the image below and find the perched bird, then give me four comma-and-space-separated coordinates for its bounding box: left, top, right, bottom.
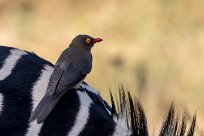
29, 34, 103, 123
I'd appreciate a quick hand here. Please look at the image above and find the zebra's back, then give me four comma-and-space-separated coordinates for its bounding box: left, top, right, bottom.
0, 46, 197, 136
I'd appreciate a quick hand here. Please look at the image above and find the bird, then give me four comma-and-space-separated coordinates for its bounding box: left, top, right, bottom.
29, 34, 103, 124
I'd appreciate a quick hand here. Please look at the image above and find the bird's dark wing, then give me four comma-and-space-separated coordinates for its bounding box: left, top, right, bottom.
30, 61, 90, 123
49, 62, 86, 96
48, 64, 64, 96
29, 61, 86, 123
30, 61, 87, 123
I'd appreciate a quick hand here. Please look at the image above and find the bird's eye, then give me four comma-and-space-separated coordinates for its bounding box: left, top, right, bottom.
86, 38, 91, 44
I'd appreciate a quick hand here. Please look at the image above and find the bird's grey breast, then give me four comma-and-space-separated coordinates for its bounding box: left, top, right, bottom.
78, 53, 92, 75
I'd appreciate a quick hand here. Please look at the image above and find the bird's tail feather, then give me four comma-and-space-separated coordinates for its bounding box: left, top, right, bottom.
29, 91, 62, 124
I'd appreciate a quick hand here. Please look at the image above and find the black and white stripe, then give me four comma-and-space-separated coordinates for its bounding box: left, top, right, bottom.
0, 49, 27, 81
0, 46, 53, 135
0, 46, 197, 136
26, 64, 53, 136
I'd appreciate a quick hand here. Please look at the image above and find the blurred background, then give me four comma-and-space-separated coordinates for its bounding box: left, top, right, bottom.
0, 0, 204, 134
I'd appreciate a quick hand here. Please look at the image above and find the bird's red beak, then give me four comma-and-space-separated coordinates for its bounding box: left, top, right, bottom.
92, 38, 103, 44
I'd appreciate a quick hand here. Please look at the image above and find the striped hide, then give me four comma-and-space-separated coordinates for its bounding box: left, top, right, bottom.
0, 46, 197, 136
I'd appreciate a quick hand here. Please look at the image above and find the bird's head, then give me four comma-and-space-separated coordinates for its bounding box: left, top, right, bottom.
70, 34, 103, 51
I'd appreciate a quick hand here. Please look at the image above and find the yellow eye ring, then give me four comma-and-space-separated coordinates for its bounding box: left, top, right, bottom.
86, 38, 91, 44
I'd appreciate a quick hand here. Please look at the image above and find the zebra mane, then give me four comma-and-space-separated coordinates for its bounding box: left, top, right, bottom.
159, 103, 196, 136
109, 86, 197, 136
109, 86, 149, 135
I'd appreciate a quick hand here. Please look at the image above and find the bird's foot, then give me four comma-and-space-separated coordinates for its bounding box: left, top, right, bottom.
78, 86, 85, 91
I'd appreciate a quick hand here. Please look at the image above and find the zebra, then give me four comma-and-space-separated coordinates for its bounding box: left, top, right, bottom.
0, 45, 196, 136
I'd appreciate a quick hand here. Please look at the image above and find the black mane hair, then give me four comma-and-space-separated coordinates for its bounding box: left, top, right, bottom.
159, 104, 196, 136
109, 86, 197, 136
